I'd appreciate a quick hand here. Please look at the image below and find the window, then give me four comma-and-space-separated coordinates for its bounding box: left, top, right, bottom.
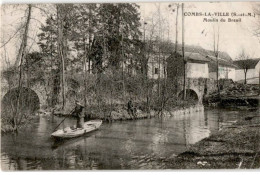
154, 67, 159, 74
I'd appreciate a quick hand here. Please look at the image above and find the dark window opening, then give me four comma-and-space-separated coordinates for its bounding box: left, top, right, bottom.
154, 68, 159, 74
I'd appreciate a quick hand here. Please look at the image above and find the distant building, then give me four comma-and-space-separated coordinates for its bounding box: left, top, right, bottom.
207, 55, 237, 81
147, 53, 169, 79
167, 52, 209, 79
143, 41, 172, 79
144, 43, 235, 81
234, 58, 260, 84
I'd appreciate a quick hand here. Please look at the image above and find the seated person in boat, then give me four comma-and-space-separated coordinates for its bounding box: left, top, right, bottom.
71, 101, 85, 129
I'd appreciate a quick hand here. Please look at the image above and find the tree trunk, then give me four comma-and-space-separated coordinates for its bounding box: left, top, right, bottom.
121, 27, 126, 101
217, 29, 220, 96
88, 5, 92, 74
175, 4, 179, 53
213, 25, 220, 96
83, 39, 87, 109
15, 4, 32, 131
182, 3, 186, 100
119, 7, 126, 102
158, 4, 161, 98
216, 55, 220, 94
244, 70, 247, 84
57, 5, 66, 110
50, 25, 60, 107
14, 5, 31, 67
52, 70, 60, 106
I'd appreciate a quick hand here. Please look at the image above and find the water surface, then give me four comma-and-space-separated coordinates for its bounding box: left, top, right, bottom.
1, 108, 255, 170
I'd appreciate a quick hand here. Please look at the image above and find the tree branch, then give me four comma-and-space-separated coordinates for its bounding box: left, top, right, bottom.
0, 24, 25, 48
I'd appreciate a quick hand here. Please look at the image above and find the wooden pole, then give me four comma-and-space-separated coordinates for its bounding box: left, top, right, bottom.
182, 3, 186, 100
214, 25, 220, 96
175, 4, 179, 53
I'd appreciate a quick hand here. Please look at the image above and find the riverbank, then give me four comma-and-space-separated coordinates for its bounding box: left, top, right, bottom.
167, 108, 260, 169
53, 104, 204, 122
1, 102, 204, 133
204, 83, 259, 109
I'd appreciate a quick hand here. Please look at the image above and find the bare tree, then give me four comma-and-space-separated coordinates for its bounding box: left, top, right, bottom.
157, 3, 162, 98
15, 4, 32, 131
168, 3, 179, 53
56, 4, 69, 110
182, 3, 186, 100
14, 6, 32, 67
213, 25, 220, 95
236, 49, 251, 84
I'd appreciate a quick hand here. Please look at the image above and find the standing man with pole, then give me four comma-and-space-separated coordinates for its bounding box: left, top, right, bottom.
71, 101, 85, 129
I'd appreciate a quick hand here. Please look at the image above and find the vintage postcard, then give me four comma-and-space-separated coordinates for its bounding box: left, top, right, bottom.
0, 1, 259, 170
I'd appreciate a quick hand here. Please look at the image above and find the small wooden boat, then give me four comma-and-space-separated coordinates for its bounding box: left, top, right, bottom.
51, 120, 102, 139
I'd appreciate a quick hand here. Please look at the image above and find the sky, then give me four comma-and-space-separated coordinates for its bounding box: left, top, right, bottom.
138, 1, 260, 59
1, 1, 260, 70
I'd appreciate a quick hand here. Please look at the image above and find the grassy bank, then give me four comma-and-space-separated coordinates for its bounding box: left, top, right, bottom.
167, 109, 260, 169
52, 101, 202, 122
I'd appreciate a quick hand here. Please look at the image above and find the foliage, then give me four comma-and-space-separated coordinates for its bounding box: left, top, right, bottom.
37, 3, 142, 73
23, 52, 46, 86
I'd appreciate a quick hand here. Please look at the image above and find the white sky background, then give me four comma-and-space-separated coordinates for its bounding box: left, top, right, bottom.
139, 1, 260, 58
1, 1, 260, 70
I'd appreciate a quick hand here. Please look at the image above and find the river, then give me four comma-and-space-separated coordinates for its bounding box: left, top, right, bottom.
1, 108, 256, 170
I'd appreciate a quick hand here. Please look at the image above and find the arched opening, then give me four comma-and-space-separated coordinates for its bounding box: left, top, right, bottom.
1, 87, 40, 119
178, 89, 199, 104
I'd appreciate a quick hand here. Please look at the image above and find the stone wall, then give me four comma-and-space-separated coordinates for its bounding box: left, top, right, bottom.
30, 82, 49, 108
168, 77, 219, 104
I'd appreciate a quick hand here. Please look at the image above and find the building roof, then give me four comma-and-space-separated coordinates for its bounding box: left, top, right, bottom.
151, 42, 235, 69
148, 53, 170, 63
173, 51, 210, 63
206, 55, 238, 69
185, 52, 210, 63
146, 42, 233, 62
233, 58, 260, 69
218, 59, 237, 68
175, 44, 233, 62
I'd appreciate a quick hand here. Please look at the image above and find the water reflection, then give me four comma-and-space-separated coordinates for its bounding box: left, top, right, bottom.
1, 108, 255, 170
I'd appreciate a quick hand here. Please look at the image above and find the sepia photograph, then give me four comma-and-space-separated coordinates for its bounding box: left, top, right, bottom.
0, 0, 260, 170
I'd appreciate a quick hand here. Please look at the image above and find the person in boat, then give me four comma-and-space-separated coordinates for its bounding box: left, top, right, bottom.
127, 99, 136, 119
71, 101, 85, 129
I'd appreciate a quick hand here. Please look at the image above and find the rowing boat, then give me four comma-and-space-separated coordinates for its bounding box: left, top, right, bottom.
51, 120, 102, 139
